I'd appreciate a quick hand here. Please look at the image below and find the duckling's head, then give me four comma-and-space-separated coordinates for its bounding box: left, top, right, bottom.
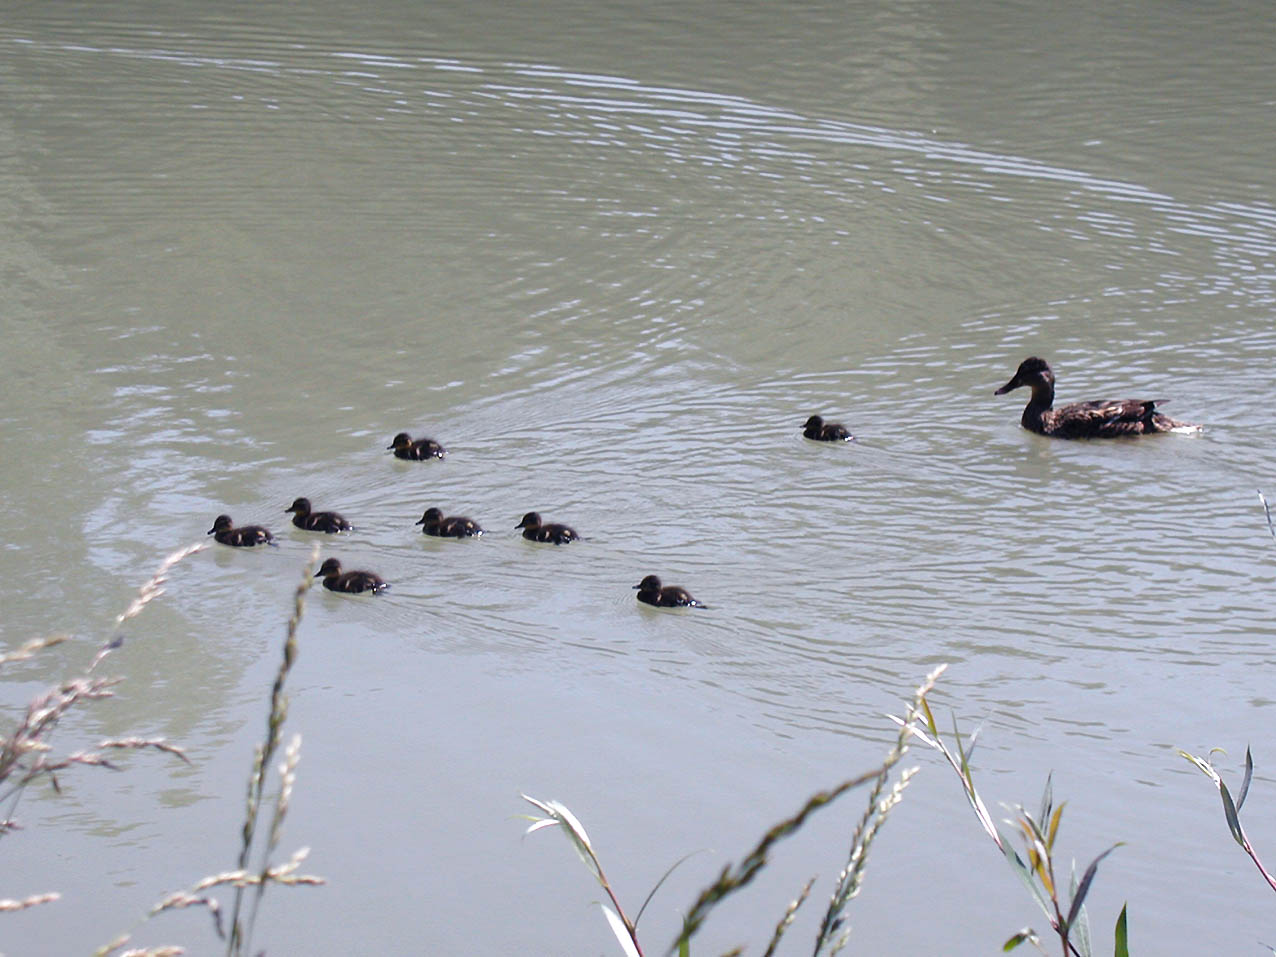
995, 356, 1054, 395
415, 507, 444, 525
516, 511, 542, 530
208, 514, 233, 534
803, 415, 825, 431
634, 574, 662, 591
317, 558, 342, 577
387, 432, 412, 450
286, 497, 312, 515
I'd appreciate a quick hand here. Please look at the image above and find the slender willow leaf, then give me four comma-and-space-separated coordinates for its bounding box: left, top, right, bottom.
1065, 844, 1121, 931
1218, 777, 1246, 847
1038, 773, 1054, 830
601, 904, 642, 957
1001, 841, 1053, 919
1238, 747, 1254, 812
1003, 929, 1036, 951
1113, 903, 1128, 957
1046, 802, 1066, 854
635, 851, 702, 928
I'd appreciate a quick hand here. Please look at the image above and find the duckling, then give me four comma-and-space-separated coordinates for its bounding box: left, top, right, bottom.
387, 432, 447, 460
995, 356, 1202, 438
208, 514, 275, 547
316, 557, 388, 594
515, 511, 580, 545
415, 506, 483, 538
286, 497, 352, 534
633, 574, 707, 608
803, 414, 853, 441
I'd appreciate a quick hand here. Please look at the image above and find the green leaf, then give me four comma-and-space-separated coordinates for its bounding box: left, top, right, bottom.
1113, 903, 1129, 957
1003, 928, 1037, 951
1001, 842, 1053, 919
1238, 746, 1254, 813
1218, 776, 1247, 848
1038, 772, 1054, 829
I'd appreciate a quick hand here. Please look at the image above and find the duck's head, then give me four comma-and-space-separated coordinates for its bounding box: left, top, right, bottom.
208, 514, 233, 534
995, 356, 1054, 395
286, 497, 312, 515
415, 507, 444, 525
634, 574, 661, 591
317, 558, 342, 577
516, 511, 542, 530
387, 432, 412, 451
803, 415, 824, 430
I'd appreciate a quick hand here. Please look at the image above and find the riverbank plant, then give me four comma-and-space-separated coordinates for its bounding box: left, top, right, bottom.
900, 702, 1126, 957
1, 542, 324, 955
522, 666, 941, 955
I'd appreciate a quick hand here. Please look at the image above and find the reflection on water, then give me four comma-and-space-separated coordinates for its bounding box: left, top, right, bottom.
3, 0, 1276, 953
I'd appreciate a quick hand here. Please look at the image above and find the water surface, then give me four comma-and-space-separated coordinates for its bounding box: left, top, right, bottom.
3, 0, 1276, 953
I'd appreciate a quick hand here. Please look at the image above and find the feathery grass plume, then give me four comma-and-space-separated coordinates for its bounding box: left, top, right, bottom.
671, 767, 886, 955
901, 692, 1124, 957
0, 675, 122, 806
91, 541, 208, 673
522, 795, 643, 957
761, 876, 814, 957
226, 543, 320, 956
0, 891, 60, 911
98, 546, 323, 957
812, 665, 941, 955
1179, 746, 1276, 893
0, 634, 68, 668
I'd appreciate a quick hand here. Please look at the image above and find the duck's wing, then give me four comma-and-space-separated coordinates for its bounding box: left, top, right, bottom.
1050, 398, 1160, 437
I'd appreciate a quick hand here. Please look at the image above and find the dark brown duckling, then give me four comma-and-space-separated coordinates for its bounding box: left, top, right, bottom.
286, 497, 352, 534
803, 414, 853, 441
415, 506, 483, 538
208, 514, 275, 547
516, 511, 580, 545
633, 574, 707, 608
995, 356, 1202, 439
387, 431, 447, 460
316, 557, 388, 594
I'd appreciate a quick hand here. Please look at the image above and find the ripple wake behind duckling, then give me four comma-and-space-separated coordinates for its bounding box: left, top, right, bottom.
316, 557, 388, 594
286, 497, 352, 533
516, 511, 580, 545
994, 356, 1202, 438
208, 514, 276, 547
633, 574, 707, 608
416, 506, 483, 538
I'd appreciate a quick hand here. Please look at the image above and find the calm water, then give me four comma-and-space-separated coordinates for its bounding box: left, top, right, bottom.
3, 0, 1276, 953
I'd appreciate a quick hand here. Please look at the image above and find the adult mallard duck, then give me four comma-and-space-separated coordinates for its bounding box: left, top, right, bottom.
994, 356, 1201, 439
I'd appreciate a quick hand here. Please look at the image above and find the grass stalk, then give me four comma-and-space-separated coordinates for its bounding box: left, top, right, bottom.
226, 543, 319, 956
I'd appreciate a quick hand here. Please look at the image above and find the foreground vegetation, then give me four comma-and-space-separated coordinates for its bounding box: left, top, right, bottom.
1, 543, 323, 955
3, 528, 1275, 954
